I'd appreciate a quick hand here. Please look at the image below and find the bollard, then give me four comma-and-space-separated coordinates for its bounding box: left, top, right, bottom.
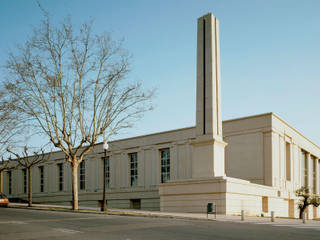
271, 211, 275, 222
302, 212, 306, 224
241, 210, 244, 221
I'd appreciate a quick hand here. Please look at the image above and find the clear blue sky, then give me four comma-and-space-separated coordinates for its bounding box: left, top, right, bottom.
1, 0, 320, 145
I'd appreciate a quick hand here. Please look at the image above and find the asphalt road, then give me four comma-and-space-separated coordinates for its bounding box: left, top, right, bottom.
0, 208, 319, 240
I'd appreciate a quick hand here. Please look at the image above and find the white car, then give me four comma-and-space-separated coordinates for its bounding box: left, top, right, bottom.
0, 193, 9, 207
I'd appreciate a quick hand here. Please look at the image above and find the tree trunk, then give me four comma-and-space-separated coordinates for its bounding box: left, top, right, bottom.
299, 205, 307, 219
71, 161, 79, 210
28, 167, 32, 207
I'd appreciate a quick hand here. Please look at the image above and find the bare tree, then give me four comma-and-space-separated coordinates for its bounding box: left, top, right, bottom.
296, 187, 320, 219
7, 147, 48, 207
4, 12, 153, 210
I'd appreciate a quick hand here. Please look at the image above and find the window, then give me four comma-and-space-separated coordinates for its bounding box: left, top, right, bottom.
104, 156, 110, 189
7, 171, 12, 195
80, 161, 85, 190
39, 166, 44, 192
310, 155, 314, 191
22, 169, 27, 193
300, 150, 308, 187
129, 153, 138, 187
57, 163, 63, 191
312, 156, 316, 193
285, 142, 291, 181
161, 149, 170, 183
130, 199, 141, 209
319, 160, 320, 193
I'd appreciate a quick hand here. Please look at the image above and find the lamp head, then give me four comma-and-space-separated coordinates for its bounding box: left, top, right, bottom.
103, 141, 109, 150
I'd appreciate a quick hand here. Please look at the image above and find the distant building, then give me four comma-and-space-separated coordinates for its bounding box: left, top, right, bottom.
1, 13, 319, 219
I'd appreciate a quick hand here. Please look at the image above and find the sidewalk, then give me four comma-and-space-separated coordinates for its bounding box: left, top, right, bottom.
8, 203, 320, 226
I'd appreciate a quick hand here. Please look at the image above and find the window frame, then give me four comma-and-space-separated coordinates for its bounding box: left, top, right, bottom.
22, 168, 27, 194
129, 153, 138, 187
57, 163, 64, 192
39, 166, 44, 193
7, 171, 12, 195
79, 161, 86, 190
105, 156, 110, 189
312, 156, 316, 193
160, 148, 170, 183
300, 150, 308, 187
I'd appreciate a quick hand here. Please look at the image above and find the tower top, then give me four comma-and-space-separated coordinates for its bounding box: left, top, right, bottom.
198, 12, 215, 20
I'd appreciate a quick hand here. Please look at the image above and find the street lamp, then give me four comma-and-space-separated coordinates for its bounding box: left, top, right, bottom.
102, 141, 109, 211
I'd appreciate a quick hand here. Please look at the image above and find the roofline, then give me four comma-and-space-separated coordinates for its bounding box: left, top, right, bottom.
105, 112, 274, 145
222, 112, 273, 123
223, 112, 320, 150
102, 126, 196, 145
271, 112, 320, 151
102, 112, 319, 150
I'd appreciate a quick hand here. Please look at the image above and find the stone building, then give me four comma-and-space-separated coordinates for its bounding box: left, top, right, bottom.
1, 13, 320, 219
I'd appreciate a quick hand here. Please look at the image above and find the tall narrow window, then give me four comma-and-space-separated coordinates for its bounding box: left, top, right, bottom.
310, 155, 314, 191
57, 163, 63, 191
161, 149, 170, 183
300, 150, 308, 187
105, 156, 110, 189
285, 142, 291, 181
312, 156, 316, 193
39, 166, 44, 193
80, 161, 85, 190
7, 171, 12, 195
22, 169, 27, 193
129, 153, 138, 187
319, 160, 320, 193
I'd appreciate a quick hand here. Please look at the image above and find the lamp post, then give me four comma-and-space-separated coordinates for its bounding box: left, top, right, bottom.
102, 141, 109, 211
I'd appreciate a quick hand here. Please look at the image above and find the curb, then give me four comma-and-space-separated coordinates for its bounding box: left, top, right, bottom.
7, 204, 313, 225
7, 204, 218, 222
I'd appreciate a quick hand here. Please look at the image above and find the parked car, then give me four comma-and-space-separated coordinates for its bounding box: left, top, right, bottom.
0, 193, 9, 207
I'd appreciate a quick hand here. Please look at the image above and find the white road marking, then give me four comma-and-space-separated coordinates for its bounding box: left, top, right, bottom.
53, 228, 81, 234
273, 224, 320, 230
253, 222, 275, 225
0, 221, 28, 224
252, 222, 320, 230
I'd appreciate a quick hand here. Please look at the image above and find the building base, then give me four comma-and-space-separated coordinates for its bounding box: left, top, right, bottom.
159, 176, 311, 218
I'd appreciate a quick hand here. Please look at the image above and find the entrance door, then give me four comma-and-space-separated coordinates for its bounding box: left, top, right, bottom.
288, 199, 294, 218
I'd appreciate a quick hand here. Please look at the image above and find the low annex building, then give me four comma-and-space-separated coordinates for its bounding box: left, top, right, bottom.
1, 13, 320, 219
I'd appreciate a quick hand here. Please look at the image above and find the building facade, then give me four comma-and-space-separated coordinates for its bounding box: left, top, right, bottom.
1, 13, 320, 219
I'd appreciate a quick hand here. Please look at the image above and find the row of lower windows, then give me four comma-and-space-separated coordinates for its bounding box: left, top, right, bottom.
7, 166, 44, 195
106, 149, 170, 188
6, 149, 170, 194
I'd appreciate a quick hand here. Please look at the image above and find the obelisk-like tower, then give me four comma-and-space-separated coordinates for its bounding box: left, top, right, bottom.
192, 13, 227, 178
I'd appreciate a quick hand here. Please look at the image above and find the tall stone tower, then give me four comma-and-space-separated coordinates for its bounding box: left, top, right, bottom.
192, 13, 227, 178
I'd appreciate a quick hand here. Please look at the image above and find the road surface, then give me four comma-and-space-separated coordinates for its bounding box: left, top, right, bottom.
0, 207, 319, 240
